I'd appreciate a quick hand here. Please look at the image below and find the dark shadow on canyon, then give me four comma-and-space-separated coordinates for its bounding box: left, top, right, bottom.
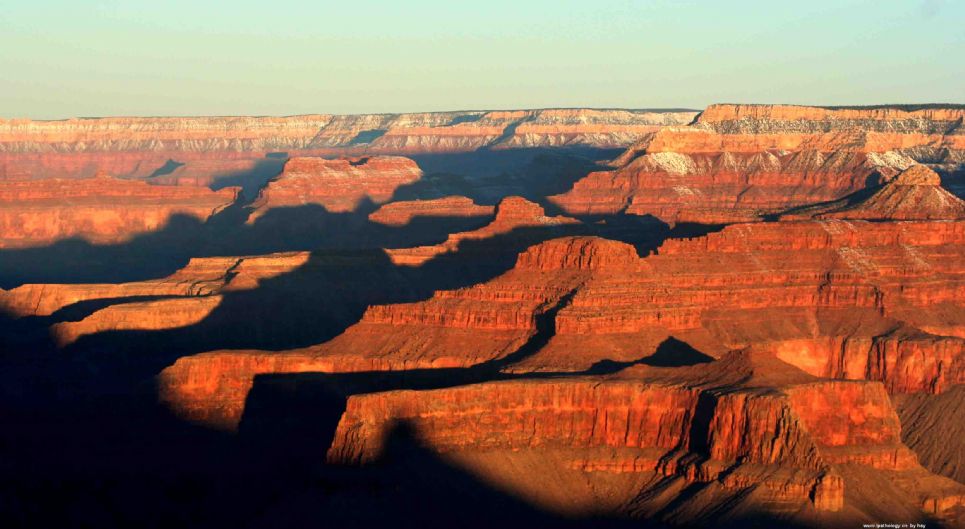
586, 337, 713, 374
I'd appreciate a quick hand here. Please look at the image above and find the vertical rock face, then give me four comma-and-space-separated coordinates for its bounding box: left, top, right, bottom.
325, 352, 961, 522
50, 295, 224, 346
249, 156, 422, 217
0, 255, 246, 317
0, 175, 238, 247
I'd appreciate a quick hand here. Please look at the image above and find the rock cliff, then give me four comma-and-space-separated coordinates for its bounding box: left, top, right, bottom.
0, 175, 238, 247
0, 109, 697, 155
326, 351, 964, 525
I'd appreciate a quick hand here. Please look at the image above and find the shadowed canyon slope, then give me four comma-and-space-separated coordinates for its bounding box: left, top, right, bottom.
3, 104, 965, 529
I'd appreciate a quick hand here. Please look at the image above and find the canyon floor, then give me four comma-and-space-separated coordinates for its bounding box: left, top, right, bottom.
1, 104, 964, 528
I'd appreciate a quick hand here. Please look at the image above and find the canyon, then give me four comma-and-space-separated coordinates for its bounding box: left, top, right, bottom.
2, 104, 964, 529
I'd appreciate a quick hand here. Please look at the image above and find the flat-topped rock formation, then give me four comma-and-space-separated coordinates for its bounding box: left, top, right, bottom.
368, 196, 494, 226
0, 109, 697, 154
323, 351, 964, 526
0, 174, 238, 247
385, 196, 579, 266
0, 252, 309, 318
248, 156, 422, 217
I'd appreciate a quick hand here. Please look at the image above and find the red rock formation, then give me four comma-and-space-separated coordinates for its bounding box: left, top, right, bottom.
0, 175, 238, 247
552, 104, 965, 223
385, 196, 578, 265
39, 252, 311, 345
325, 351, 963, 524
367, 196, 494, 226
553, 149, 902, 221
783, 164, 965, 221
157, 214, 964, 432
0, 252, 309, 318
0, 109, 696, 156
50, 295, 223, 346
248, 156, 422, 217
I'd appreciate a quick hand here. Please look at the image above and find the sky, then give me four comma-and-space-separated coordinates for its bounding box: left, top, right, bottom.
1, 0, 963, 119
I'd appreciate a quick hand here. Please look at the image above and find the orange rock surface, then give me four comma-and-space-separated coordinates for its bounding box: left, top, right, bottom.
0, 109, 697, 156
553, 104, 965, 223
384, 196, 579, 266
155, 211, 965, 440
325, 351, 963, 524
249, 156, 422, 217
368, 196, 494, 226
0, 252, 309, 318
783, 164, 965, 221
0, 175, 238, 247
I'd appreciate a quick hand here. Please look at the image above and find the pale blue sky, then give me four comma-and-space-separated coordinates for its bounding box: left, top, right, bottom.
1, 0, 962, 118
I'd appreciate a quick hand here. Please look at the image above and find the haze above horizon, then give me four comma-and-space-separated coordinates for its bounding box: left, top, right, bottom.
2, 0, 963, 119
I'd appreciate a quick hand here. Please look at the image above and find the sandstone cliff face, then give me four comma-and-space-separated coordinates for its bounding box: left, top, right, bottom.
0, 255, 244, 317
248, 156, 421, 217
36, 252, 312, 344
50, 295, 223, 346
0, 175, 238, 247
325, 351, 963, 523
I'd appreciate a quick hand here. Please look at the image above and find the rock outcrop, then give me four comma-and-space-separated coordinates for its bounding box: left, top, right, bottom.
28, 252, 311, 344
783, 164, 965, 221
384, 196, 579, 266
0, 109, 697, 155
248, 156, 422, 217
325, 351, 964, 525
156, 209, 965, 434
0, 175, 238, 247
368, 196, 494, 226
552, 104, 965, 224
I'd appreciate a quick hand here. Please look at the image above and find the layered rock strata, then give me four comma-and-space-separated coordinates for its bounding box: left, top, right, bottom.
0, 109, 697, 155
248, 156, 422, 217
326, 352, 965, 525
0, 175, 238, 247
368, 196, 494, 227
384, 196, 578, 266
552, 104, 965, 223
